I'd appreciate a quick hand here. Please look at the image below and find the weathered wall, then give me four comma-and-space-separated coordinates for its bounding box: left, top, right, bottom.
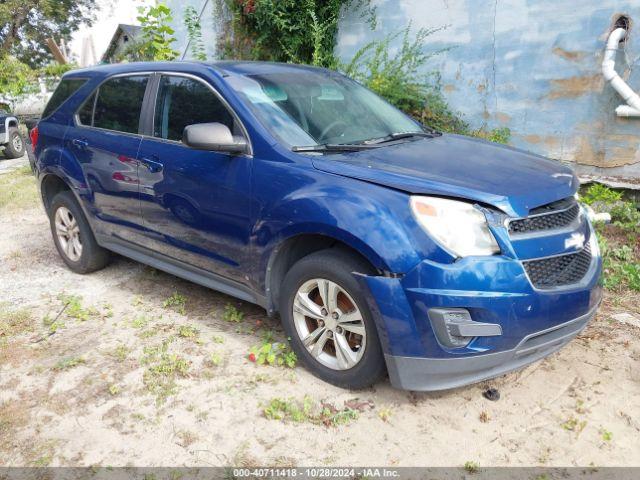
336, 1, 640, 180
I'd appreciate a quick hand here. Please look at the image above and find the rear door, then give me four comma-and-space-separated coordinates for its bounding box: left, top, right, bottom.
136, 73, 253, 283
64, 74, 151, 243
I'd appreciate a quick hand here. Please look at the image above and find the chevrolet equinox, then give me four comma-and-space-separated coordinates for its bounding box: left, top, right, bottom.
31, 61, 602, 390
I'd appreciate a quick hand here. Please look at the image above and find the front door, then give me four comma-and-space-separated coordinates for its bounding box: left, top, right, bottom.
65, 74, 150, 243
137, 74, 253, 284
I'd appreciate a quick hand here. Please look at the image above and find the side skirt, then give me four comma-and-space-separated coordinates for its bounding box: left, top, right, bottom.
96, 234, 267, 309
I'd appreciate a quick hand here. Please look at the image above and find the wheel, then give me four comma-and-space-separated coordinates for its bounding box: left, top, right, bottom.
279, 249, 386, 389
49, 191, 110, 274
3, 127, 25, 159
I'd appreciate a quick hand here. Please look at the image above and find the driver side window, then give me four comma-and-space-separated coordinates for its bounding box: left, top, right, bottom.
153, 75, 237, 142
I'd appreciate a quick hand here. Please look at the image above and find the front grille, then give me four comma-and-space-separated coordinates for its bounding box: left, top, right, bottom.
509, 199, 580, 235
523, 242, 592, 289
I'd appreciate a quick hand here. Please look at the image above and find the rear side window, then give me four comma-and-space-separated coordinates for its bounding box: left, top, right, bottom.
153, 75, 236, 141
42, 78, 87, 118
93, 76, 149, 134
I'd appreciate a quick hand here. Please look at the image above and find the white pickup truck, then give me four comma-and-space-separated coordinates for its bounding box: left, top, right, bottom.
0, 110, 26, 159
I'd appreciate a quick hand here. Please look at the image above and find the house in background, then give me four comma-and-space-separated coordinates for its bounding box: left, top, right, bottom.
101, 24, 142, 63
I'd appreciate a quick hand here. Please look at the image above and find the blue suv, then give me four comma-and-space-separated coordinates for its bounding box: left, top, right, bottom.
32, 61, 602, 391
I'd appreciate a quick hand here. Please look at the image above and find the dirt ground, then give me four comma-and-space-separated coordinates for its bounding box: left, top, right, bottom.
1, 156, 640, 468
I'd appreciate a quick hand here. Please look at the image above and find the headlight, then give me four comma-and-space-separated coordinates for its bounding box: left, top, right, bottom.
410, 196, 500, 257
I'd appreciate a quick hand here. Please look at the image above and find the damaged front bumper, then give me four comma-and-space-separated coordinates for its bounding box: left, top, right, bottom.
356, 232, 603, 391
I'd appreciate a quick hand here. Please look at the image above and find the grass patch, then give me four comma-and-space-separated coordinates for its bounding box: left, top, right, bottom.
57, 293, 99, 321
0, 305, 33, 339
222, 303, 244, 323
263, 396, 360, 426
141, 338, 190, 404
110, 344, 129, 361
208, 352, 223, 367
177, 324, 199, 339
561, 416, 587, 433
163, 292, 187, 315
249, 332, 297, 368
131, 316, 150, 329
54, 356, 86, 370
0, 166, 38, 212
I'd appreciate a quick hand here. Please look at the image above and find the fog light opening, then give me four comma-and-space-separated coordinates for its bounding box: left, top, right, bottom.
428, 308, 503, 349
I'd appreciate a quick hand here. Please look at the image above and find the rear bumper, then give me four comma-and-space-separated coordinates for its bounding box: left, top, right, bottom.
384, 303, 597, 391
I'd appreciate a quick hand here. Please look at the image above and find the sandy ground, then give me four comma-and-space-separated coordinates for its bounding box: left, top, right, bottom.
1, 156, 640, 468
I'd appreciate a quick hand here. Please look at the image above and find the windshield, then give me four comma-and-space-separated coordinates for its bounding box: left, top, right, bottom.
227, 70, 424, 147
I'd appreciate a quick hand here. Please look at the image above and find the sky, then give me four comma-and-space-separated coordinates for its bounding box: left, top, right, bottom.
68, 0, 154, 63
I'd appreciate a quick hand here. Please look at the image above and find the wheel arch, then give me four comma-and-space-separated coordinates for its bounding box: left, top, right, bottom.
40, 173, 73, 211
264, 231, 388, 316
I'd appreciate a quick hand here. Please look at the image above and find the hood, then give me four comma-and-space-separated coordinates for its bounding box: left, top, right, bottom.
311, 134, 578, 218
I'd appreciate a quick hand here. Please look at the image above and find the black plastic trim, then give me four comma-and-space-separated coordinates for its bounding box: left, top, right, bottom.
95, 234, 267, 309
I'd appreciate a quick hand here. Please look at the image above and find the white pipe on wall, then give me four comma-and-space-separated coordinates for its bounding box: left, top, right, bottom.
602, 27, 640, 117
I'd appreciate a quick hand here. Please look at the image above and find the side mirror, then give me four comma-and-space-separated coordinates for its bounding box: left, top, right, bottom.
182, 122, 248, 154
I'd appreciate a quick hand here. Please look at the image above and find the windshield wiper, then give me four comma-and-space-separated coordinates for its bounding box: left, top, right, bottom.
291, 143, 380, 153
363, 131, 441, 145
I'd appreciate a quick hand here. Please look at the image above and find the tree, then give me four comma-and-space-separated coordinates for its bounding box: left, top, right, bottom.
116, 3, 178, 62
136, 3, 179, 61
0, 0, 98, 68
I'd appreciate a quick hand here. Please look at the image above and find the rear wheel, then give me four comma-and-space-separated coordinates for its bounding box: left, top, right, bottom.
279, 249, 385, 389
49, 191, 110, 273
3, 127, 25, 159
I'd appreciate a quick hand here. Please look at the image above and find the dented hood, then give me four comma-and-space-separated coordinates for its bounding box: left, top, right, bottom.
311, 134, 578, 217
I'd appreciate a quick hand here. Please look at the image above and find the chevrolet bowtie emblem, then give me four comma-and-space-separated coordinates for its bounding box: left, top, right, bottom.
565, 232, 585, 250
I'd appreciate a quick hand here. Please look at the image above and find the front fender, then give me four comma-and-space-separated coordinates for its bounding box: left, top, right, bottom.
254, 172, 444, 286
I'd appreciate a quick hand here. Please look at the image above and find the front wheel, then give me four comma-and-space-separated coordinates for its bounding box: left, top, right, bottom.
279, 249, 386, 389
3, 127, 25, 159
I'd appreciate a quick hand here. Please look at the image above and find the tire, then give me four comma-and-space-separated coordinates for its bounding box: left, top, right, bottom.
49, 191, 110, 274
3, 127, 25, 159
279, 249, 386, 389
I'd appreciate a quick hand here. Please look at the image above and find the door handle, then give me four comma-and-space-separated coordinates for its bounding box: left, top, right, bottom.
139, 156, 163, 173
72, 138, 88, 148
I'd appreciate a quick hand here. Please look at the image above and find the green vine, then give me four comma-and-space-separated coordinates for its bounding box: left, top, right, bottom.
222, 0, 374, 67
184, 6, 207, 61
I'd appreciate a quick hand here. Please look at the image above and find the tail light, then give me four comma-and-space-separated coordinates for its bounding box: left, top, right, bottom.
29, 126, 39, 152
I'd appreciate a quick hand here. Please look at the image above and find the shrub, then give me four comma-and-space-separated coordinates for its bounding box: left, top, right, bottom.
581, 183, 623, 206
224, 0, 374, 68
344, 27, 511, 143
343, 26, 446, 114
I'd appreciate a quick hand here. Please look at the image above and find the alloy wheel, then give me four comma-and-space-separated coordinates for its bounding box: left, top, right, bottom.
54, 206, 82, 262
292, 278, 367, 370
12, 134, 23, 152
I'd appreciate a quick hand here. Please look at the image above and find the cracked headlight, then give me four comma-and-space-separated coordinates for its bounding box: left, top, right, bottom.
410, 196, 500, 257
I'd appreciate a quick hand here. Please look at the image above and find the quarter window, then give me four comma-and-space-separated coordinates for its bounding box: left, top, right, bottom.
42, 78, 87, 118
153, 75, 236, 142
77, 91, 96, 126
93, 76, 149, 134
